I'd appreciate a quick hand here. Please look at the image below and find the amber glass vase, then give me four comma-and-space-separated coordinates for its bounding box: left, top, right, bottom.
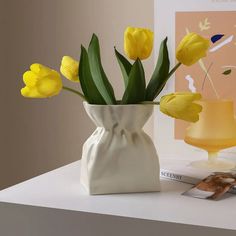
185, 100, 236, 171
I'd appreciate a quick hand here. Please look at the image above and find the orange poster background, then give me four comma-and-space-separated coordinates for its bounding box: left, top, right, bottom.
175, 11, 236, 139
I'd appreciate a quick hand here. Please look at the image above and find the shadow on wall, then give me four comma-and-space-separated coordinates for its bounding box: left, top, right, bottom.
0, 0, 154, 189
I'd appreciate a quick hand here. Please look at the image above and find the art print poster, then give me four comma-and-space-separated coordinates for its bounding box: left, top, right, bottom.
175, 11, 236, 139
154, 0, 236, 159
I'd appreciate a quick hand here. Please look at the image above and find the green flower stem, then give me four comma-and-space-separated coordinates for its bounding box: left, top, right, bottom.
153, 62, 181, 99
167, 62, 182, 79
62, 86, 86, 100
141, 101, 160, 105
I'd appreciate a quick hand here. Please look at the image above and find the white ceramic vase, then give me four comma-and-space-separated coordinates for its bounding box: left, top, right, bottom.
80, 102, 160, 195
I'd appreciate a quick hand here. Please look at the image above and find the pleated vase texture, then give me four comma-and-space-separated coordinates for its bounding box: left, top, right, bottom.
80, 102, 160, 195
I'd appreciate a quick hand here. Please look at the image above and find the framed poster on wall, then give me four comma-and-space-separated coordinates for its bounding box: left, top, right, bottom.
154, 0, 236, 161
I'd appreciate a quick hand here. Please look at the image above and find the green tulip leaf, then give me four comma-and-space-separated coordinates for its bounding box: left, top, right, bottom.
114, 48, 132, 88
79, 46, 106, 104
121, 58, 146, 104
88, 34, 116, 104
145, 37, 170, 101
222, 69, 232, 75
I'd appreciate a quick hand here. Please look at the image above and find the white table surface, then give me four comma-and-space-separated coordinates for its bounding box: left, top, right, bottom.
0, 160, 236, 236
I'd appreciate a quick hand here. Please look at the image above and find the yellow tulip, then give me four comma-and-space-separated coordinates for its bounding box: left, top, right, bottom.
60, 56, 79, 82
176, 33, 210, 66
124, 27, 153, 60
160, 92, 202, 122
21, 63, 62, 98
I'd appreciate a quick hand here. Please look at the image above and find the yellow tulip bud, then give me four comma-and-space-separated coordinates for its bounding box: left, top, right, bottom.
21, 63, 62, 98
160, 92, 202, 122
60, 56, 79, 82
176, 33, 210, 66
124, 27, 153, 60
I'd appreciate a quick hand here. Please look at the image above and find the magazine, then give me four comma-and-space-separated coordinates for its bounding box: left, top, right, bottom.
183, 173, 236, 200
160, 158, 236, 194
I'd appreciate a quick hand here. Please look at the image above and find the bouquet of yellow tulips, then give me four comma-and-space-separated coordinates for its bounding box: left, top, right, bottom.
21, 27, 210, 122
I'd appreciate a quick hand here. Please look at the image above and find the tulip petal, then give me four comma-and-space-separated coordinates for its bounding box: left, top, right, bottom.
176, 32, 210, 66
125, 32, 137, 60
21, 63, 62, 98
160, 92, 202, 122
23, 71, 38, 87
37, 76, 62, 97
60, 56, 79, 82
30, 63, 52, 77
21, 86, 44, 98
124, 27, 153, 60
134, 30, 146, 51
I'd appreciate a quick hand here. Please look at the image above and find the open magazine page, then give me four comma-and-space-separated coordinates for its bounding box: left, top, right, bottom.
160, 157, 236, 194
183, 173, 236, 200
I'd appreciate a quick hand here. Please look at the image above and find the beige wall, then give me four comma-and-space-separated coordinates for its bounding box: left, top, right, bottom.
0, 0, 154, 189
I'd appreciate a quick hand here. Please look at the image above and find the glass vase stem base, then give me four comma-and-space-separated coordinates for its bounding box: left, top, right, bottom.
190, 159, 235, 171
